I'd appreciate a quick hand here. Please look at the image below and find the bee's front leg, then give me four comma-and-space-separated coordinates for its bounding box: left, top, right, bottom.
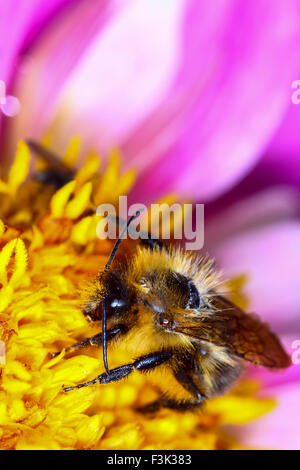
63, 350, 172, 392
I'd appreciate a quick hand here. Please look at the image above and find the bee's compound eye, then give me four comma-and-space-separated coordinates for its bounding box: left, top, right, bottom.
165, 272, 201, 310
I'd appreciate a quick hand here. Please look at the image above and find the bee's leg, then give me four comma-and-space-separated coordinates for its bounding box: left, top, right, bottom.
136, 396, 205, 414
34, 168, 74, 188
135, 399, 163, 413
157, 397, 205, 412
63, 350, 172, 392
173, 367, 205, 402
51, 326, 125, 358
137, 367, 206, 413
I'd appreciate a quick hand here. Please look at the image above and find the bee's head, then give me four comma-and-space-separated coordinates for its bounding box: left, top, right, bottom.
137, 269, 202, 331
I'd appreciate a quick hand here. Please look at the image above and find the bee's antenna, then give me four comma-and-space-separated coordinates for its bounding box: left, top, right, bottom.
102, 209, 143, 374
103, 209, 143, 272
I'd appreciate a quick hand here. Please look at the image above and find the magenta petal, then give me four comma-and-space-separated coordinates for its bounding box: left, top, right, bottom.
3, 0, 120, 143
128, 0, 300, 203
0, 0, 74, 86
211, 220, 300, 329
205, 187, 300, 249
234, 336, 300, 450
0, 95, 21, 117
253, 103, 300, 189
233, 382, 300, 449
265, 104, 300, 171
0, 0, 110, 137
0, 0, 76, 134
26, 0, 185, 154
208, 100, 300, 204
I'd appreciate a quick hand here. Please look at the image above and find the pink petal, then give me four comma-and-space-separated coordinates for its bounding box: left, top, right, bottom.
0, 1, 79, 134
234, 337, 300, 450
251, 103, 300, 190
0, 95, 21, 117
205, 187, 300, 249
128, 0, 300, 203
230, 381, 300, 449
23, 0, 186, 153
266, 104, 300, 170
4, 0, 122, 147
226, 101, 300, 200
0, 0, 72, 85
211, 220, 300, 329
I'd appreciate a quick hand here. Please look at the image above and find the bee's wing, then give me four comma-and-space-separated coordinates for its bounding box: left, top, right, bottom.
175, 296, 291, 368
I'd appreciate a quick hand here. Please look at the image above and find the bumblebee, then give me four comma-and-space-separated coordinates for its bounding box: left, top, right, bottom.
29, 142, 290, 412
60, 212, 290, 412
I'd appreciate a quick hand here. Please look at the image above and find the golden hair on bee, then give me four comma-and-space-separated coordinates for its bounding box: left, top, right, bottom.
57, 215, 291, 412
